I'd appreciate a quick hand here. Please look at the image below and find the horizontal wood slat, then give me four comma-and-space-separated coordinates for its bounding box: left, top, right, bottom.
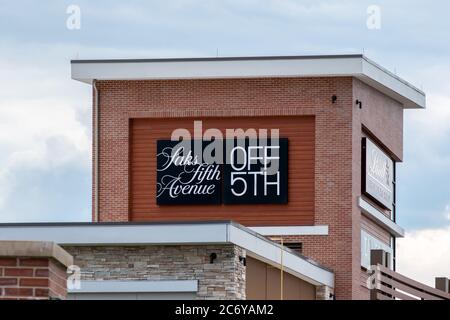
372, 291, 394, 300
379, 275, 441, 300
371, 264, 450, 300
129, 116, 315, 225
378, 265, 450, 299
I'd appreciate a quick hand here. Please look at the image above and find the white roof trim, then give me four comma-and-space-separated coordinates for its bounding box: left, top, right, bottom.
0, 221, 334, 288
0, 223, 229, 245
358, 197, 405, 238
71, 55, 425, 109
69, 280, 198, 293
228, 224, 334, 287
249, 225, 328, 236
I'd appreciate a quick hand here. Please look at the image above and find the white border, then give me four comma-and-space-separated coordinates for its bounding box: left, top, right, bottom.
69, 280, 198, 293
0, 223, 228, 245
248, 225, 328, 236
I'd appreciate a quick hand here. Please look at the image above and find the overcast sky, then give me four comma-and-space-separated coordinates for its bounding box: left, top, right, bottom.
0, 1, 449, 285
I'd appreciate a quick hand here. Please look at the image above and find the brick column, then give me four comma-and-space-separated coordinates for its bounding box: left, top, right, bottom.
0, 241, 73, 300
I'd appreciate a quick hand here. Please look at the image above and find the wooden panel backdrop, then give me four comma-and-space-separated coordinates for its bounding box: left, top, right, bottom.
129, 116, 315, 225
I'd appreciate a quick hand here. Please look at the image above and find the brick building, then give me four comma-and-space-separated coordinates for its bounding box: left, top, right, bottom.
0, 55, 425, 299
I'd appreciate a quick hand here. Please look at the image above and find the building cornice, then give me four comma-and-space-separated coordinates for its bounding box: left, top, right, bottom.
71, 54, 425, 109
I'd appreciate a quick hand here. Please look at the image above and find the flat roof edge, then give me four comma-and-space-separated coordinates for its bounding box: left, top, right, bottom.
70, 54, 425, 109
0, 220, 235, 227
0, 221, 334, 287
361, 56, 424, 96
70, 54, 364, 64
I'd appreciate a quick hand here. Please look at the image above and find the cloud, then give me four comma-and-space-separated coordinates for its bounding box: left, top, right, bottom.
0, 97, 90, 217
397, 225, 450, 287
0, 0, 449, 287
0, 46, 91, 220
0, 42, 201, 222
396, 83, 450, 230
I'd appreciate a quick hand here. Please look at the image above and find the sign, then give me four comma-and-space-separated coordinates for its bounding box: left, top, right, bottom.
361, 230, 393, 269
223, 139, 288, 204
362, 138, 394, 210
156, 140, 221, 205
156, 139, 288, 205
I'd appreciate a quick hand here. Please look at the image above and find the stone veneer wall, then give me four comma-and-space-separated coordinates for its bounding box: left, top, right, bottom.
64, 244, 246, 300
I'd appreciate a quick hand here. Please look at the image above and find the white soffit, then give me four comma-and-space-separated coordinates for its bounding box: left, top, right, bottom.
71, 55, 425, 109
358, 197, 405, 238
0, 221, 334, 288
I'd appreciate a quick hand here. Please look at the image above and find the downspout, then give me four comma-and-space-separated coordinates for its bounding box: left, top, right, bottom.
93, 80, 99, 222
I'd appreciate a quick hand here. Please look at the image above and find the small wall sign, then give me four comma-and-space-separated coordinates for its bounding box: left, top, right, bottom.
361, 230, 393, 269
362, 138, 394, 211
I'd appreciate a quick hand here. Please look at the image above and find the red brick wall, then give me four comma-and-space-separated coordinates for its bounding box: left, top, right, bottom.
352, 78, 403, 299
0, 257, 67, 300
95, 77, 354, 221
94, 76, 402, 300
353, 79, 403, 160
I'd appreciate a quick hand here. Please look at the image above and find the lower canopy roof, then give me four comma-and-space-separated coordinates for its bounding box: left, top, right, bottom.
0, 220, 334, 288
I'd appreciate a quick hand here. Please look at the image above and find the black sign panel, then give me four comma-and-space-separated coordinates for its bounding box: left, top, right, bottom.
156, 140, 221, 205
361, 138, 394, 211
223, 139, 288, 204
156, 138, 288, 205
